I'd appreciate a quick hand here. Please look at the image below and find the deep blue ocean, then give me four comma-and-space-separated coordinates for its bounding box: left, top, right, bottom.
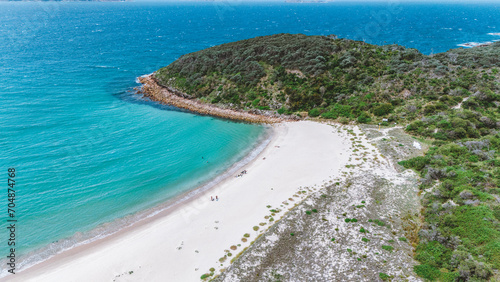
0, 0, 499, 274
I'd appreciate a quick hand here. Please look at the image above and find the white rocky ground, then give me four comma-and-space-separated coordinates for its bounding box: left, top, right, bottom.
213, 124, 428, 282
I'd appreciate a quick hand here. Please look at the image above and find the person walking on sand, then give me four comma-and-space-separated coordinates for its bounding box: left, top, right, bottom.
211, 196, 213, 201
216, 196, 218, 201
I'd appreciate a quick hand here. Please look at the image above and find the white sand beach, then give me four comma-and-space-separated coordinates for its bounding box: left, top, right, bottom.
7, 121, 352, 282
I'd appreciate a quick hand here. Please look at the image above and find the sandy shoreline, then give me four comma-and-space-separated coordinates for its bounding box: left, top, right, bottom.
6, 121, 351, 282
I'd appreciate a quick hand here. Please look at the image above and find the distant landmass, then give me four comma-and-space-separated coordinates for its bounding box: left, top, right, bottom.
285, 0, 330, 2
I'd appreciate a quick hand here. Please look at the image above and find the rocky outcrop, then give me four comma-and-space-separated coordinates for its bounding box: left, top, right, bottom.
137, 74, 292, 124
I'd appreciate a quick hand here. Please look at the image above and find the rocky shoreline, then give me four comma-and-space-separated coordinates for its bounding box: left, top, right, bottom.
137, 74, 293, 124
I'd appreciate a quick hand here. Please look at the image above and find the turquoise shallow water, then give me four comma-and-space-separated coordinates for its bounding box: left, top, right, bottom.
0, 1, 499, 274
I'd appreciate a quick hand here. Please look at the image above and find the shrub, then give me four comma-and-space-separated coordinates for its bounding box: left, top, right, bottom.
373, 103, 394, 116
399, 156, 429, 170
415, 241, 451, 268
414, 264, 441, 281
308, 108, 321, 117
357, 112, 371, 123
362, 237, 370, 242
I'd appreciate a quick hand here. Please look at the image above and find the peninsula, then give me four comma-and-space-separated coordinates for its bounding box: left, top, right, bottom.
139, 33, 500, 281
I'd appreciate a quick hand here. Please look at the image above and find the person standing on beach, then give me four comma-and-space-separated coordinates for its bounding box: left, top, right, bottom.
216, 196, 218, 201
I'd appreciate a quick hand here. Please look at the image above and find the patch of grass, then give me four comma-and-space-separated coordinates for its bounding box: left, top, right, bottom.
398, 237, 407, 242
373, 219, 385, 226
312, 209, 318, 213
305, 210, 312, 215
331, 238, 335, 242
359, 227, 368, 233
253, 226, 259, 231
379, 272, 390, 281
362, 237, 370, 243
290, 233, 294, 236
243, 233, 250, 238
347, 248, 352, 252
356, 205, 365, 208
381, 245, 394, 252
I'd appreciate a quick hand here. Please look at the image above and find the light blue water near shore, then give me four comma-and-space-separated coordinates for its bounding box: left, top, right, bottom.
0, 1, 499, 273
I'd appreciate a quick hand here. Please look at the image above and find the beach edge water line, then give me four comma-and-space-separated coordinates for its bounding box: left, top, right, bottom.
0, 123, 273, 278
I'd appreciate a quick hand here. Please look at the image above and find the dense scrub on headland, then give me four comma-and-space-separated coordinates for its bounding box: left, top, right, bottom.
154, 34, 500, 281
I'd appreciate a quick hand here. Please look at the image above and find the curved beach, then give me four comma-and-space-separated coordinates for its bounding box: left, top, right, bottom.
7, 120, 352, 282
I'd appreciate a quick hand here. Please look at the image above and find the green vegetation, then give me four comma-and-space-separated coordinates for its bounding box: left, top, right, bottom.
156, 33, 500, 125
201, 273, 211, 279
379, 272, 391, 281
155, 34, 500, 281
382, 245, 394, 252
372, 219, 386, 227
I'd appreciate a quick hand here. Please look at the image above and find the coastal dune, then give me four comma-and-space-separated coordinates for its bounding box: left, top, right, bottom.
8, 121, 352, 282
